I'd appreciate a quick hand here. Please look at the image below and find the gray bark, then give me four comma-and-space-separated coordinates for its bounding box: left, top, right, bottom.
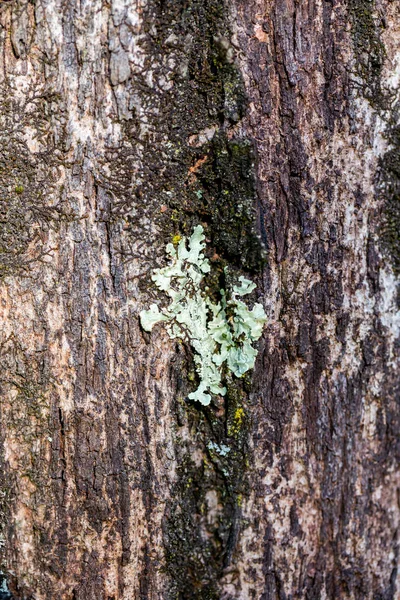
0, 0, 399, 599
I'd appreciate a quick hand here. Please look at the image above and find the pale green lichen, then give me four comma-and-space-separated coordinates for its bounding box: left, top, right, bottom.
207, 441, 231, 456
140, 225, 267, 405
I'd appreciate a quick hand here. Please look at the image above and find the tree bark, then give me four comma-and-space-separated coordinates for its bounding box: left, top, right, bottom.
0, 0, 399, 599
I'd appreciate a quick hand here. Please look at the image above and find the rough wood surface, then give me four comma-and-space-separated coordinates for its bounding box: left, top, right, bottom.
0, 1, 399, 599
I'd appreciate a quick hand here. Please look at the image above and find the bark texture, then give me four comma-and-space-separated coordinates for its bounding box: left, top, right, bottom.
0, 0, 399, 599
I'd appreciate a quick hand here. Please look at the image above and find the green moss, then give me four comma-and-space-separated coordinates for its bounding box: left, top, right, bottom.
163, 316, 254, 597
100, 0, 265, 276
168, 134, 265, 272
164, 362, 253, 597
348, 0, 386, 108
163, 455, 221, 600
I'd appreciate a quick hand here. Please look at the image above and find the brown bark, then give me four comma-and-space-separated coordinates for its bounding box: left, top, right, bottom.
0, 0, 399, 599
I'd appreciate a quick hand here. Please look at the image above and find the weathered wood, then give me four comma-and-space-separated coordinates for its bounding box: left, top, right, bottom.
0, 0, 399, 598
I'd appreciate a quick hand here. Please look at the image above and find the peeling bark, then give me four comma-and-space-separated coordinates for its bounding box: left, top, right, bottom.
0, 0, 399, 599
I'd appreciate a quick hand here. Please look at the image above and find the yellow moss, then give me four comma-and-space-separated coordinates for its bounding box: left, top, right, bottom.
228, 406, 245, 436
172, 234, 182, 245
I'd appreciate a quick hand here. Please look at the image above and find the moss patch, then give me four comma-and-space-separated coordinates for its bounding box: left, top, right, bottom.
348, 0, 386, 108
165, 373, 252, 599
166, 134, 265, 272
98, 0, 265, 274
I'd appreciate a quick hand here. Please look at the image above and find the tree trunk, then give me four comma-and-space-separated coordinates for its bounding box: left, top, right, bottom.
0, 0, 399, 598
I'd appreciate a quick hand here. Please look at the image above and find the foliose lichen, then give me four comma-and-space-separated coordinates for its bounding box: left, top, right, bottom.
140, 225, 267, 405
